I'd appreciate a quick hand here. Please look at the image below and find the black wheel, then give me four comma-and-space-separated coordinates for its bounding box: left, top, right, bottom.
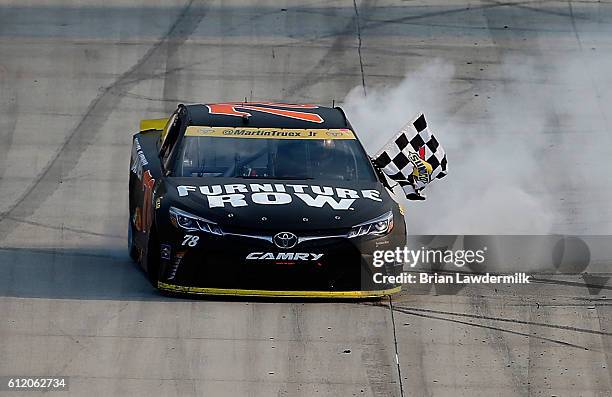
127, 219, 139, 262
143, 228, 161, 286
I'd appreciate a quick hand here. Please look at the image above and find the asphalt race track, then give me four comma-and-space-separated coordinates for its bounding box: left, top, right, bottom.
1, 1, 611, 396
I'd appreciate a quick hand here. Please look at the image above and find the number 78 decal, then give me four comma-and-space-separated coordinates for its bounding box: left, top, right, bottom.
206, 103, 324, 123
182, 235, 200, 247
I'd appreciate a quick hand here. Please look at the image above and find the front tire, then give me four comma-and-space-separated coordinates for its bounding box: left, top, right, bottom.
127, 219, 138, 262
143, 228, 161, 286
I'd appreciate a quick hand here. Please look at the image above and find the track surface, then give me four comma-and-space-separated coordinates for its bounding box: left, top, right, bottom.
1, 1, 611, 396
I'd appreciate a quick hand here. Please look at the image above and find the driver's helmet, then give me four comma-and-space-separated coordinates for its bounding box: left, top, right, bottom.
311, 139, 335, 164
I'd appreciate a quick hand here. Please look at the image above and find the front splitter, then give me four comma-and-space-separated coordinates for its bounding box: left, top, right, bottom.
158, 281, 401, 298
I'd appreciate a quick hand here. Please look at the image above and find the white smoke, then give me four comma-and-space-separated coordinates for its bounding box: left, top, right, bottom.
342, 56, 612, 235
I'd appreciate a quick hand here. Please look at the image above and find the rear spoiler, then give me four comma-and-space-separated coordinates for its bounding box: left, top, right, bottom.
139, 118, 168, 132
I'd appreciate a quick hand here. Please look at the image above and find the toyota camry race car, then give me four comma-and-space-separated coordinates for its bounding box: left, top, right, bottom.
129, 102, 411, 298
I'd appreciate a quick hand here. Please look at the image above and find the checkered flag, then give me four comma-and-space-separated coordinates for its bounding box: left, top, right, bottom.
372, 113, 448, 200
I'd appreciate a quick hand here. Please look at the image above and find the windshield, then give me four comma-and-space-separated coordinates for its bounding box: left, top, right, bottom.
172, 136, 377, 181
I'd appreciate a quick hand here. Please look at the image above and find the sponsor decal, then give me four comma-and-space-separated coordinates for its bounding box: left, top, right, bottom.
273, 232, 298, 249
326, 130, 344, 137
418, 146, 426, 160
167, 251, 185, 281
133, 207, 142, 232
185, 126, 355, 140
407, 151, 431, 184
176, 183, 382, 210
206, 102, 324, 123
195, 127, 215, 135
143, 170, 155, 189
173, 251, 185, 265
142, 170, 156, 230
160, 244, 171, 260
130, 138, 149, 180
246, 252, 324, 261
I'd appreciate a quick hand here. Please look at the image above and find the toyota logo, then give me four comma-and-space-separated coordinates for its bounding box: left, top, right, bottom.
273, 232, 298, 249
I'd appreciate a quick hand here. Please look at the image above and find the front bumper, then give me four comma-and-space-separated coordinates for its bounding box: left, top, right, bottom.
156, 220, 406, 297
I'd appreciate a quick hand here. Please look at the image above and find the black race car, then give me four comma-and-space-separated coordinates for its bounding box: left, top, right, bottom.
129, 102, 405, 298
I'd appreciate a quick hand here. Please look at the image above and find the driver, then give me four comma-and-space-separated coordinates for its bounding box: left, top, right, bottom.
309, 140, 347, 180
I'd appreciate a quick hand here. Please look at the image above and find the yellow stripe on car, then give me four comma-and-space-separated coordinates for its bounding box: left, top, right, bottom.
158, 281, 400, 298
185, 126, 357, 140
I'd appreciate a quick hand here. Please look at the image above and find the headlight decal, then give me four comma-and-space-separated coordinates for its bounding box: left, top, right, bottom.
168, 206, 223, 236
348, 211, 394, 238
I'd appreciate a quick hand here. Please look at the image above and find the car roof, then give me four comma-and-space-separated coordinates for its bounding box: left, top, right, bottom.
184, 103, 350, 129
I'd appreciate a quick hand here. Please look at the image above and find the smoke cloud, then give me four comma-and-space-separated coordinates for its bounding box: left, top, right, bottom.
342, 56, 612, 235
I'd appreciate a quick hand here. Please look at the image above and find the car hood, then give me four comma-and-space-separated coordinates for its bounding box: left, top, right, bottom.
162, 177, 395, 232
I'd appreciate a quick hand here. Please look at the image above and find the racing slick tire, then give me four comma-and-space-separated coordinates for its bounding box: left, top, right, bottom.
127, 220, 139, 262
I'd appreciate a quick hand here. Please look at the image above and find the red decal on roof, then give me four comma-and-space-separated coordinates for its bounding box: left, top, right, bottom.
206, 103, 324, 123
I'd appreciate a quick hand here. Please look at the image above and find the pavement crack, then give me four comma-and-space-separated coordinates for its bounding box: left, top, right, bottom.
0, 0, 208, 242
388, 296, 405, 397
4, 216, 124, 239
353, 0, 367, 96
393, 306, 593, 351
393, 306, 612, 336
